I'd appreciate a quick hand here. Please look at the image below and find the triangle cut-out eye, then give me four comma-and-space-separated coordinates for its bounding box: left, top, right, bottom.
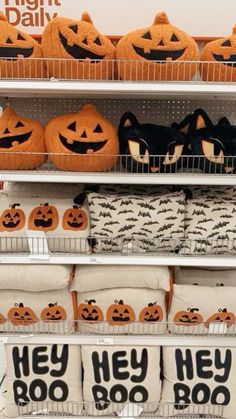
67, 121, 76, 132
15, 121, 24, 128
171, 33, 179, 42
94, 124, 103, 133
17, 33, 25, 41
142, 31, 152, 40
69, 24, 78, 34
222, 39, 231, 47
94, 37, 102, 45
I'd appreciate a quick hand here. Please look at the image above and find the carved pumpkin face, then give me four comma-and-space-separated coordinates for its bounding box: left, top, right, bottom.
0, 12, 45, 79
139, 302, 163, 322
106, 300, 135, 325
0, 107, 46, 170
174, 308, 203, 326
116, 12, 199, 81
28, 203, 59, 232
0, 203, 25, 232
41, 303, 67, 322
45, 103, 119, 172
62, 205, 88, 231
200, 26, 236, 82
8, 303, 38, 325
78, 300, 104, 322
205, 308, 235, 329
42, 12, 115, 80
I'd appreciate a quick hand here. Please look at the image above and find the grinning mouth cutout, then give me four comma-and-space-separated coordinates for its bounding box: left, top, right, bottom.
179, 318, 199, 323
144, 316, 160, 322
34, 219, 53, 228
46, 316, 62, 321
132, 44, 185, 61
82, 314, 99, 321
0, 132, 32, 149
59, 133, 107, 154
213, 53, 236, 67
112, 316, 130, 322
0, 46, 34, 60
3, 220, 20, 228
68, 221, 83, 228
59, 32, 105, 61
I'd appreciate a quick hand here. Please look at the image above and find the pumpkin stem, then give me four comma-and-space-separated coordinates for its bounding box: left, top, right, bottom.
42, 203, 49, 207
188, 308, 199, 312
153, 12, 170, 25
233, 25, 236, 35
88, 300, 96, 305
48, 303, 55, 307
81, 103, 96, 113
219, 308, 228, 313
0, 12, 7, 22
81, 12, 93, 25
10, 203, 20, 209
73, 205, 78, 209
118, 300, 124, 305
19, 303, 24, 307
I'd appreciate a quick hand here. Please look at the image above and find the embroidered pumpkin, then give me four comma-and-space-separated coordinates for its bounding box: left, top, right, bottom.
45, 103, 119, 172
106, 300, 135, 325
139, 302, 163, 322
116, 11, 199, 81
41, 12, 115, 80
28, 202, 59, 232
41, 303, 67, 322
78, 299, 103, 322
0, 313, 6, 325
200, 26, 236, 82
0, 12, 45, 79
8, 303, 38, 325
0, 203, 25, 232
0, 107, 46, 170
173, 308, 203, 326
62, 205, 88, 231
205, 308, 235, 329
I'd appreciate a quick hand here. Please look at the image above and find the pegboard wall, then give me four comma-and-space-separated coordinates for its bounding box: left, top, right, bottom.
0, 97, 236, 127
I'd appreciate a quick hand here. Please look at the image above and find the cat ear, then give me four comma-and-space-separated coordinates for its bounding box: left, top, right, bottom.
192, 108, 213, 131
119, 112, 139, 129
172, 113, 193, 135
217, 117, 231, 127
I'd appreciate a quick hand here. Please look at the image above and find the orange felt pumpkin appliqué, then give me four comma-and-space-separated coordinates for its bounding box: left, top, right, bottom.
116, 12, 199, 81
45, 103, 119, 172
7, 303, 38, 325
0, 107, 46, 170
0, 12, 45, 79
106, 300, 135, 326
0, 203, 25, 232
139, 302, 163, 322
0, 313, 6, 325
205, 308, 235, 329
173, 308, 203, 326
41, 12, 115, 80
78, 299, 104, 322
41, 303, 67, 322
62, 205, 88, 231
28, 202, 59, 232
200, 26, 236, 82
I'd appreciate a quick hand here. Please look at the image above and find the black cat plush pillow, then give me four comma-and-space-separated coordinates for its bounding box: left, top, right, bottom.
177, 109, 236, 173
118, 112, 186, 173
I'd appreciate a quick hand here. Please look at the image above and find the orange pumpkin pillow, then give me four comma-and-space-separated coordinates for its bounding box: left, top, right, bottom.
41, 12, 115, 80
200, 25, 236, 82
0, 12, 45, 79
45, 103, 119, 172
0, 107, 46, 170
116, 11, 199, 81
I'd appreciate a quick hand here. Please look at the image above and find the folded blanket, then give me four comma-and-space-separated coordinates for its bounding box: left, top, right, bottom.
73, 265, 170, 292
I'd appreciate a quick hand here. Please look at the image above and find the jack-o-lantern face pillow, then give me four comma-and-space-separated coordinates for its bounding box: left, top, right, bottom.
0, 12, 45, 79
116, 11, 199, 81
41, 12, 115, 80
45, 103, 119, 172
0, 203, 25, 232
0, 107, 46, 170
200, 25, 236, 82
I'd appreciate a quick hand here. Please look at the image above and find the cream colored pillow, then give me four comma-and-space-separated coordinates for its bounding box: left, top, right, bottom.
76, 288, 166, 335
82, 345, 161, 415
0, 265, 73, 292
168, 284, 236, 335
5, 344, 82, 416
73, 265, 170, 292
160, 346, 236, 419
175, 267, 236, 287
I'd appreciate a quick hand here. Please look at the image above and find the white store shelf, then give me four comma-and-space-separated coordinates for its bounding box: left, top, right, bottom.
0, 80, 236, 100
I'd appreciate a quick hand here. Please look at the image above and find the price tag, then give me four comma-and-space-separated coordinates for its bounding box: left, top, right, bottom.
118, 403, 143, 417
208, 322, 227, 334
32, 409, 48, 415
90, 257, 103, 264
96, 337, 114, 345
27, 230, 50, 260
